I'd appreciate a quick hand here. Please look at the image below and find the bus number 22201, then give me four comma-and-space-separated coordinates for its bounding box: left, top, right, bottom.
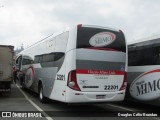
104, 85, 118, 90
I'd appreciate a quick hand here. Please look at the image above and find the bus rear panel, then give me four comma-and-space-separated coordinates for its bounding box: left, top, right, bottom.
66, 25, 127, 103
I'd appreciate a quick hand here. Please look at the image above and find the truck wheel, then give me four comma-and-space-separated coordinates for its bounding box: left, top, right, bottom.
5, 83, 11, 95
39, 84, 46, 103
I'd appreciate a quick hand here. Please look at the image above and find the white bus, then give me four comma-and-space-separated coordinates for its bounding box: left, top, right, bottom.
127, 35, 160, 106
16, 24, 127, 103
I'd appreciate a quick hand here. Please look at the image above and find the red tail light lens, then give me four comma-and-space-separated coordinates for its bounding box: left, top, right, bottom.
77, 24, 82, 29
67, 70, 81, 91
119, 72, 127, 91
119, 30, 124, 36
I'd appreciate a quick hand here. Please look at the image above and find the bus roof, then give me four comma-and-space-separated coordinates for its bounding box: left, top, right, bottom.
128, 33, 160, 45
81, 24, 120, 32
19, 24, 122, 54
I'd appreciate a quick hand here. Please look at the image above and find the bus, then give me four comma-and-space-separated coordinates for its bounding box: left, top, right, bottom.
16, 24, 127, 103
127, 35, 160, 106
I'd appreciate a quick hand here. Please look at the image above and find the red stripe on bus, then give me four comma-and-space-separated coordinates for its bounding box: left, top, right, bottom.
136, 69, 160, 80
76, 69, 125, 75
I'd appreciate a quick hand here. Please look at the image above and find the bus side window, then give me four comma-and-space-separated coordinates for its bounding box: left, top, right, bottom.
48, 53, 55, 62
54, 52, 64, 61
34, 52, 64, 63
129, 40, 160, 66
153, 47, 160, 64
39, 55, 43, 63
22, 58, 33, 65
128, 45, 142, 66
34, 55, 40, 63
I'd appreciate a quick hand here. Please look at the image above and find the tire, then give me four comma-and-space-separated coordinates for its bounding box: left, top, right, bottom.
39, 84, 46, 103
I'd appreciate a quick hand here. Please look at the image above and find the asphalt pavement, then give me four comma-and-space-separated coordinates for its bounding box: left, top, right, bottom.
0, 83, 159, 120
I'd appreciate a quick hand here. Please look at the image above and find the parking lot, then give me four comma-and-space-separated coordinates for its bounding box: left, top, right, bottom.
0, 83, 159, 120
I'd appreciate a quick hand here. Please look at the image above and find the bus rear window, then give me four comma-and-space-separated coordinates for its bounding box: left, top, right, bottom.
77, 27, 126, 52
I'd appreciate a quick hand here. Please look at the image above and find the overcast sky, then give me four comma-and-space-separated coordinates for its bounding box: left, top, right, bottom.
0, 0, 160, 49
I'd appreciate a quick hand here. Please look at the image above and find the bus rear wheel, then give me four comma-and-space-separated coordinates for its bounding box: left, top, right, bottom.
39, 84, 46, 103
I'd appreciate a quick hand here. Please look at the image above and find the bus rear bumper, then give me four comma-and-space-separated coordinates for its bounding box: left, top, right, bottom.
65, 88, 126, 103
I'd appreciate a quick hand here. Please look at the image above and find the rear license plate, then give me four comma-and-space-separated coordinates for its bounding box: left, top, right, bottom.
96, 95, 106, 99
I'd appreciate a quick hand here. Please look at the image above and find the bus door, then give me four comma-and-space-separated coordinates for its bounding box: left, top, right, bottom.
16, 55, 24, 85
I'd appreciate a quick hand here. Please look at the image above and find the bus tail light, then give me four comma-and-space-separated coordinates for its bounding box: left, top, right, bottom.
67, 70, 81, 91
119, 30, 124, 36
77, 24, 82, 29
119, 72, 127, 91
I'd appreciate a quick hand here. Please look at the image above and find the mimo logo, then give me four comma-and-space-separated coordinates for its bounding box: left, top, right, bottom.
89, 32, 116, 47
